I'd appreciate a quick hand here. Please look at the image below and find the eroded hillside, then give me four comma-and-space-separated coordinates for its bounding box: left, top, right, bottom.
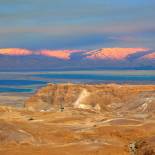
0, 84, 155, 155
25, 83, 155, 115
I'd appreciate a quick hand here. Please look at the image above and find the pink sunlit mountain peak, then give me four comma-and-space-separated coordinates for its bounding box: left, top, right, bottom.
0, 48, 32, 56
39, 50, 82, 60
141, 52, 155, 59
84, 48, 149, 60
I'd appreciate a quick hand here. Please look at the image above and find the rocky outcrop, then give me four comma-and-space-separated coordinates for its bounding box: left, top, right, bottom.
129, 137, 155, 155
25, 83, 155, 114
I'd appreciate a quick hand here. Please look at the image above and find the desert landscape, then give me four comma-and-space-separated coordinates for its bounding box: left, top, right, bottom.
0, 83, 155, 155
1, 0, 155, 154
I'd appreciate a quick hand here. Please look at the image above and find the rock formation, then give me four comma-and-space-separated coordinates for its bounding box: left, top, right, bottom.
0, 83, 155, 155
25, 83, 155, 115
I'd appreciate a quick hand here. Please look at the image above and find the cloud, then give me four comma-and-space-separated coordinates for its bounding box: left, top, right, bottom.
0, 0, 155, 49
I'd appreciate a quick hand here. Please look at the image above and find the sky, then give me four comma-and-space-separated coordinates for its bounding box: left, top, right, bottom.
0, 0, 155, 50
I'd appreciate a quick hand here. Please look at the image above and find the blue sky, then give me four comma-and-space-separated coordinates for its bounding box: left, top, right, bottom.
0, 0, 155, 50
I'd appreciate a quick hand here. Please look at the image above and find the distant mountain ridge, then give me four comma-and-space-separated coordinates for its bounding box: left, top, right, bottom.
0, 48, 154, 71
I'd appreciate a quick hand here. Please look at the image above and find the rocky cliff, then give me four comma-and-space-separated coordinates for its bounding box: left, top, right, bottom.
25, 83, 155, 115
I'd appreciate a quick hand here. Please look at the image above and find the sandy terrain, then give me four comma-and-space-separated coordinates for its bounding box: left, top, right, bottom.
0, 93, 31, 107
0, 83, 155, 155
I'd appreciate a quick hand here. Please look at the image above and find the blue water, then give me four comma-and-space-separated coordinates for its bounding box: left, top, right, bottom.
0, 70, 154, 93
0, 79, 47, 93
0, 87, 34, 93
34, 73, 155, 82
0, 80, 46, 86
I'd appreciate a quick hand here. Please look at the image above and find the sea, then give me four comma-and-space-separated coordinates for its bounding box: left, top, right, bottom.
0, 70, 155, 93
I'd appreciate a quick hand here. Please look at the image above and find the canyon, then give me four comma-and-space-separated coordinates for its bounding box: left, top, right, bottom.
0, 83, 155, 154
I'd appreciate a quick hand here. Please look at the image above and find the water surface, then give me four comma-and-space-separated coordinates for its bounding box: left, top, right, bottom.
0, 70, 154, 93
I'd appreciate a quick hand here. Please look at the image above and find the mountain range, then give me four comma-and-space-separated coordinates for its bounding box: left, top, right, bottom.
0, 48, 154, 71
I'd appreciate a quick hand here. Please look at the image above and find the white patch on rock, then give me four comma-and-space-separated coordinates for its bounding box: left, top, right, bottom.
94, 104, 101, 111
74, 89, 90, 109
